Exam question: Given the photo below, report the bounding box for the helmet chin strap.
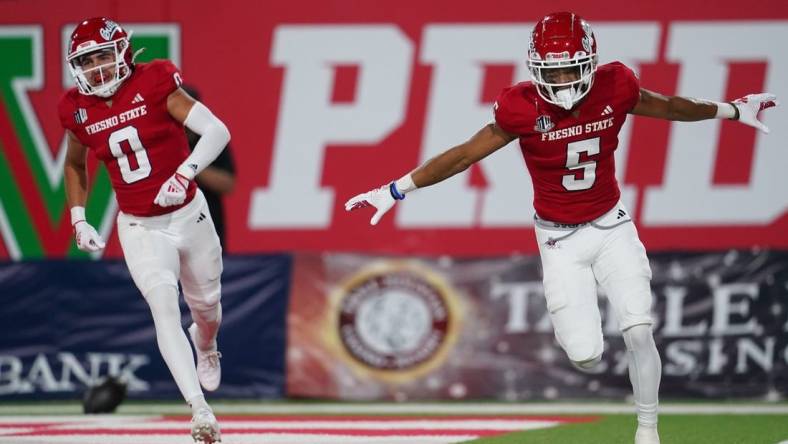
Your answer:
[555,88,575,110]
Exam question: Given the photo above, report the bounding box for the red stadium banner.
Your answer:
[0,1,787,259]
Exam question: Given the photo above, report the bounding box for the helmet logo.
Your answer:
[582,36,592,53]
[528,34,536,58]
[99,20,121,41]
[581,22,594,54]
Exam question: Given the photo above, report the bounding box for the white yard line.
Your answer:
[0,402,786,416]
[0,434,479,444]
[0,415,158,423]
[23,419,559,430]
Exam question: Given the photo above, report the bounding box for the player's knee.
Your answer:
[572,353,602,372]
[188,285,221,313]
[562,337,603,371]
[623,323,655,352]
[202,289,221,309]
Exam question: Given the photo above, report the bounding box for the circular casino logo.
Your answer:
[335,263,460,378]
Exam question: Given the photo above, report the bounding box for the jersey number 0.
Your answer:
[108,126,152,184]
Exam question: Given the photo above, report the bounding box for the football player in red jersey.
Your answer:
[59,18,229,444]
[346,12,778,444]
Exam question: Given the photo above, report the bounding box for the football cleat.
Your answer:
[191,407,221,443]
[189,323,222,391]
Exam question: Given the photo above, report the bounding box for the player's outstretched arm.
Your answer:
[345,123,516,225]
[154,88,231,207]
[631,88,779,133]
[64,130,105,252]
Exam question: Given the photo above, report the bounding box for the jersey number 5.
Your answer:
[562,137,600,191]
[108,126,152,184]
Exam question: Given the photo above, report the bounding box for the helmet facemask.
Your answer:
[528,51,597,110]
[67,35,132,98]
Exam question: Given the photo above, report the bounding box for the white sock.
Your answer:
[623,324,661,427]
[145,285,203,403]
[188,394,209,414]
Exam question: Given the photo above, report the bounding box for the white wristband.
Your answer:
[70,206,86,226]
[714,102,737,120]
[395,174,417,195]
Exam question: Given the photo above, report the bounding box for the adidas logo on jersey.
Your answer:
[601,105,613,116]
[131,93,145,104]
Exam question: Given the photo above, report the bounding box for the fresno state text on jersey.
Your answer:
[494,61,640,224]
[58,59,195,217]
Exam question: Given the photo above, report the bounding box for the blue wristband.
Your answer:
[389,182,406,200]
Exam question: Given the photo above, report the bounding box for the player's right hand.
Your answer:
[344,184,400,226]
[73,221,105,252]
[154,173,189,207]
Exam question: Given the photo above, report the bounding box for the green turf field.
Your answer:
[471,413,788,444]
[0,401,786,444]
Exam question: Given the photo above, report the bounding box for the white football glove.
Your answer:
[73,220,105,252]
[153,172,190,207]
[344,183,404,225]
[732,93,779,134]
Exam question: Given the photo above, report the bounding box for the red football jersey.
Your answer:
[494,62,640,224]
[58,60,196,217]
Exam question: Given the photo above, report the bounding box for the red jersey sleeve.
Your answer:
[56,92,79,133]
[493,84,530,135]
[613,62,641,112]
[150,59,184,98]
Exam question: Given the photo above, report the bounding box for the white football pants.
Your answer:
[535,200,660,426]
[117,190,223,402]
[534,200,653,363]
